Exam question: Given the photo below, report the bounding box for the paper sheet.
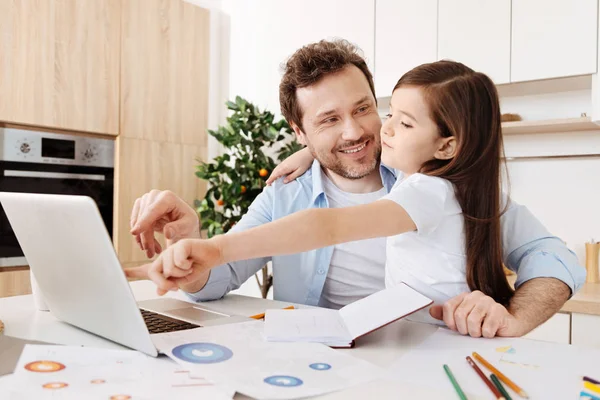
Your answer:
[152,320,384,399]
[389,328,600,399]
[6,345,234,400]
[264,308,352,343]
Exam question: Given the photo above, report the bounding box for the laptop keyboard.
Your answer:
[140,309,199,334]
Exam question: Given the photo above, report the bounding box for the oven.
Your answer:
[0,128,115,267]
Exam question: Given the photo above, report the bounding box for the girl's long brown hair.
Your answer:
[394,60,513,305]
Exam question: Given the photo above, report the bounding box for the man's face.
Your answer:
[293,66,382,180]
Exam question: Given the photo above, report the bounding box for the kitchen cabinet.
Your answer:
[374,0,438,98]
[522,312,571,344]
[571,313,600,349]
[226,0,375,113]
[0,0,120,135]
[511,0,598,82]
[438,0,511,84]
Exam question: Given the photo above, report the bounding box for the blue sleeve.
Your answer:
[184,185,275,302]
[501,198,586,295]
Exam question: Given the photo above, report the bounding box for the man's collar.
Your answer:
[309,160,397,205]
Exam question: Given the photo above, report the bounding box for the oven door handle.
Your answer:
[3,170,106,181]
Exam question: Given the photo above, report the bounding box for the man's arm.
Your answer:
[430,199,586,337]
[182,185,278,301]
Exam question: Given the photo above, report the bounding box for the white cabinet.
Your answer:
[224,0,375,115]
[374,0,437,98]
[572,313,600,349]
[522,312,571,344]
[511,0,598,82]
[437,0,511,84]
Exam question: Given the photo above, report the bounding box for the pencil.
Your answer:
[466,356,505,400]
[250,305,294,319]
[586,376,600,385]
[443,364,468,400]
[584,381,600,395]
[580,390,600,400]
[490,374,513,400]
[473,352,529,398]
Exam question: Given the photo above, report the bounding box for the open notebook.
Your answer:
[264,283,433,348]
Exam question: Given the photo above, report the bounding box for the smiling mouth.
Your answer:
[339,141,368,154]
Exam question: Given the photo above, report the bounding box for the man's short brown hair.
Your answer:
[279,39,376,130]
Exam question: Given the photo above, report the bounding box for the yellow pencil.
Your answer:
[584,381,600,395]
[472,352,529,399]
[250,305,294,319]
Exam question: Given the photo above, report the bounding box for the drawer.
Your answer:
[571,313,600,349]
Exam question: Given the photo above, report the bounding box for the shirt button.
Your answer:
[317,269,325,275]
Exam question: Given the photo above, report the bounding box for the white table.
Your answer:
[0,281,490,399]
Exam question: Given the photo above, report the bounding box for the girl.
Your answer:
[145,60,514,324]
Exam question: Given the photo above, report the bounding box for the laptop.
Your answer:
[0,192,250,357]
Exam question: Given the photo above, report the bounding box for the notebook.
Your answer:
[264,283,433,348]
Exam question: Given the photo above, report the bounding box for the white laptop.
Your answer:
[0,192,250,356]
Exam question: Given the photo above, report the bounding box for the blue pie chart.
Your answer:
[171,343,233,364]
[264,375,303,387]
[309,363,332,371]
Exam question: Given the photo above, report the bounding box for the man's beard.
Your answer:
[307,135,382,180]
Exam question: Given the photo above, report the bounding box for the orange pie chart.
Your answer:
[25,361,66,373]
[42,382,68,389]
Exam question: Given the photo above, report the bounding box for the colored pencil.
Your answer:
[473,352,529,398]
[585,381,600,395]
[466,356,505,400]
[250,305,294,319]
[586,376,600,385]
[580,390,600,400]
[490,374,513,400]
[443,364,468,400]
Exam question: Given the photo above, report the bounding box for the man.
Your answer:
[127,39,585,339]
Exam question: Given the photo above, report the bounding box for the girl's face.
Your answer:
[381,86,455,174]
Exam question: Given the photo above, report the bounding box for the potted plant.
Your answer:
[195,96,303,298]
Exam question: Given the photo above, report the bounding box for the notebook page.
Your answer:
[339,283,432,340]
[264,308,353,343]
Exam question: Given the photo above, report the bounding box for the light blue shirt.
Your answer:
[188,161,586,305]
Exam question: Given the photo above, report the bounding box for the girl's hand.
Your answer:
[266,148,314,185]
[141,238,223,295]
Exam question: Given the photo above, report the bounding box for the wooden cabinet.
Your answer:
[374,0,438,98]
[114,138,207,265]
[120,0,210,145]
[511,0,598,82]
[438,0,511,84]
[571,313,600,349]
[0,0,120,135]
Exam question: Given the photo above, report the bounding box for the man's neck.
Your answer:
[323,165,383,194]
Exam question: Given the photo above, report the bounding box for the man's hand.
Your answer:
[429,291,525,338]
[130,190,201,259]
[125,238,223,295]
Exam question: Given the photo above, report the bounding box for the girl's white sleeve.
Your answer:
[380,173,460,235]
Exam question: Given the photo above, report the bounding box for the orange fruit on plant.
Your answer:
[216,199,224,206]
[241,185,247,194]
[259,168,268,177]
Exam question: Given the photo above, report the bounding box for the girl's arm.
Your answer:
[266,147,315,185]
[212,200,416,265]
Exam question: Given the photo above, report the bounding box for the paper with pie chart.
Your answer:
[152,320,384,399]
[6,345,234,400]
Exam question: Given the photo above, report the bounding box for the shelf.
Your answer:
[502,117,599,135]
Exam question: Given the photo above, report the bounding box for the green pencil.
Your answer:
[491,373,513,400]
[444,364,468,400]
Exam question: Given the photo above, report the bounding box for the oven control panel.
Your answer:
[0,128,114,167]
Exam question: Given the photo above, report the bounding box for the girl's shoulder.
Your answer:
[394,173,454,193]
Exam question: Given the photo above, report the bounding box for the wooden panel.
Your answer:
[0,270,32,298]
[113,137,207,264]
[120,0,210,145]
[0,0,120,134]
